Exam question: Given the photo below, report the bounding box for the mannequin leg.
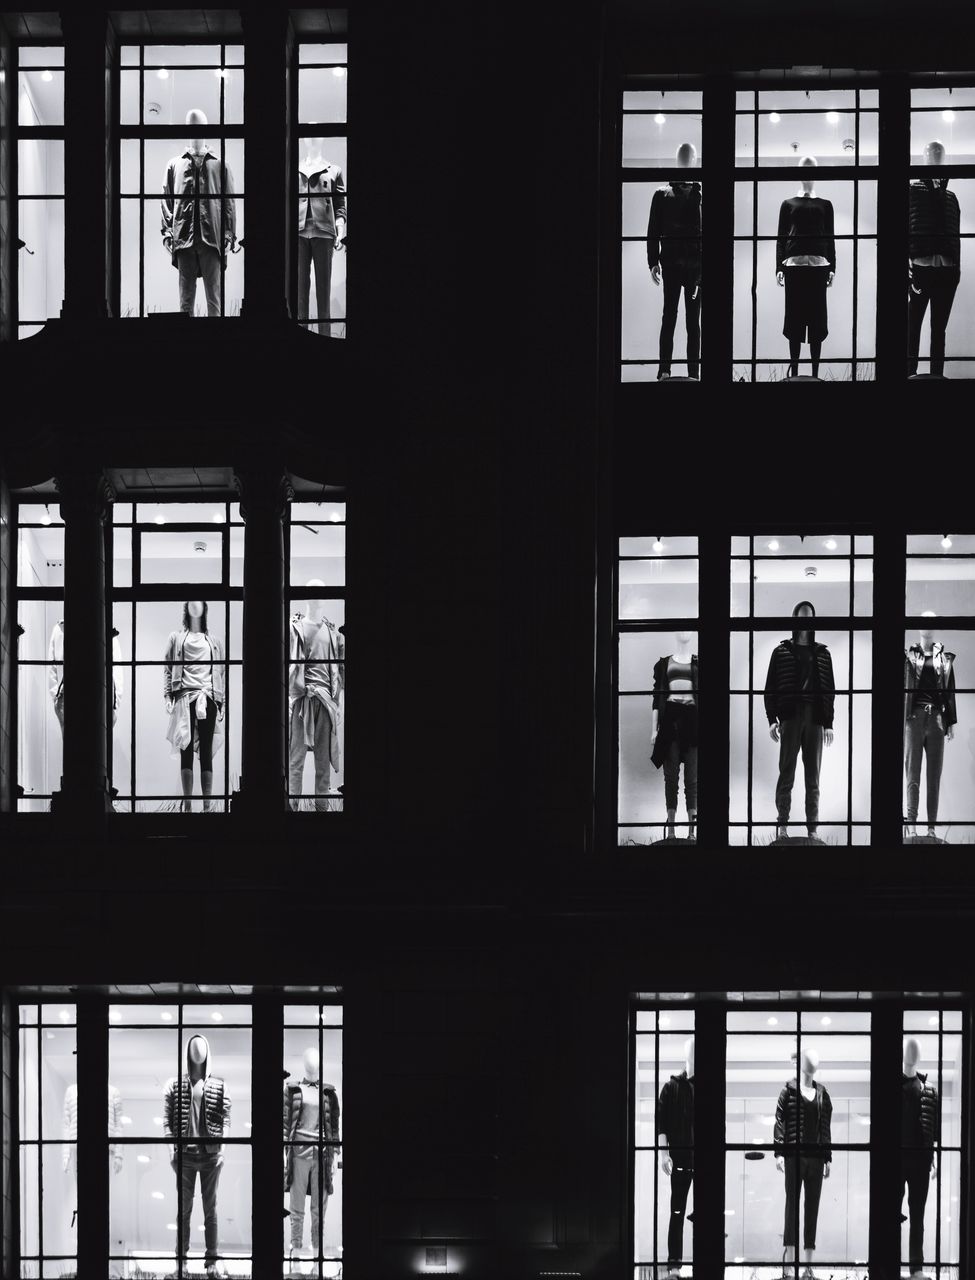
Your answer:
[907,271,931,376]
[809,339,822,378]
[176,248,198,315]
[776,714,801,834]
[179,731,195,813]
[298,237,313,330]
[667,1166,693,1271]
[196,699,217,813]
[903,1154,931,1274]
[782,1156,799,1264]
[663,739,680,838]
[199,1152,222,1268]
[927,268,960,377]
[799,707,824,837]
[684,274,702,378]
[178,1156,198,1263]
[788,338,802,379]
[198,246,222,318]
[288,703,309,810]
[925,712,946,831]
[683,745,698,839]
[801,1156,824,1259]
[312,714,334,813]
[311,237,335,337]
[658,268,680,377]
[905,712,924,829]
[290,1154,313,1250]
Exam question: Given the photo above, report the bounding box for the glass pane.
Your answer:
[18,69,64,126]
[619,558,699,620]
[20,1143,40,1260]
[283,1026,343,1266]
[140,530,224,584]
[18,525,64,588]
[620,536,698,557]
[299,43,348,64]
[289,524,346,587]
[18,660,63,803]
[298,66,347,123]
[290,502,345,525]
[17,139,64,195]
[623,113,703,167]
[120,69,140,124]
[43,1140,79,1263]
[906,547,975,615]
[141,44,221,66]
[18,46,64,68]
[18,198,64,324]
[109,1026,180,1138]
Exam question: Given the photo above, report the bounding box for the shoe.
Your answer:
[926,826,937,839]
[904,824,917,840]
[807,827,818,840]
[776,825,788,840]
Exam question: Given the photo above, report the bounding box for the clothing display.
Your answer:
[783,1155,826,1251]
[765,637,835,831]
[163,626,225,760]
[782,264,831,344]
[658,1070,694,1268]
[776,196,837,276]
[908,178,962,377]
[297,163,346,336]
[284,1073,341,1251]
[646,182,703,378]
[289,613,344,811]
[161,148,237,316]
[651,653,699,819]
[775,1080,832,1256]
[48,621,123,732]
[904,644,957,827]
[775,701,824,829]
[901,1071,940,1274]
[764,640,836,729]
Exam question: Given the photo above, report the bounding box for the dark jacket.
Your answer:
[283,1077,341,1193]
[651,654,699,769]
[902,1071,939,1161]
[298,164,347,238]
[161,149,237,265]
[774,1079,832,1162]
[646,183,702,282]
[909,179,961,264]
[905,643,958,728]
[162,1035,231,1157]
[776,195,836,274]
[764,639,835,729]
[657,1070,694,1167]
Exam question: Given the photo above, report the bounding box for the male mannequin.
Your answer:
[908,141,961,377]
[163,601,225,812]
[646,143,702,380]
[289,581,344,811]
[901,1036,939,1279]
[163,1034,231,1278]
[62,1083,123,1227]
[904,616,957,840]
[284,1048,341,1261]
[162,109,237,316]
[657,1037,694,1278]
[776,157,835,378]
[775,1048,832,1279]
[298,138,347,335]
[765,602,835,840]
[49,622,124,735]
[650,632,698,840]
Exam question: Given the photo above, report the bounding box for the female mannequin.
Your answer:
[298,138,347,335]
[163,601,225,812]
[775,1048,832,1278]
[651,630,698,840]
[904,615,957,839]
[776,157,836,378]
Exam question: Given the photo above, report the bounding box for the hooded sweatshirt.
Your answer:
[163,1033,231,1156]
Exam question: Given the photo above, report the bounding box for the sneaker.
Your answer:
[776,825,788,840]
[904,824,917,840]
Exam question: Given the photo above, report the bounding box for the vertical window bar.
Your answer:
[36,1018,44,1266]
[319,1004,325,1279]
[848,539,855,846]
[139,49,145,318]
[852,91,861,379]
[751,94,759,381]
[746,536,754,842]
[653,1018,660,1276]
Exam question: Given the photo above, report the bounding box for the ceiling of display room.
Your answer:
[109,9,244,40]
[0,12,60,39]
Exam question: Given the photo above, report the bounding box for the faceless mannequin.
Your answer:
[284,1046,339,1259]
[289,580,343,811]
[904,613,957,839]
[163,601,225,813]
[651,631,698,840]
[901,1036,939,1276]
[777,1047,831,1274]
[909,139,961,377]
[298,137,347,336]
[776,156,836,378]
[303,1047,321,1082]
[646,143,702,379]
[658,1036,695,1277]
[63,1083,123,1229]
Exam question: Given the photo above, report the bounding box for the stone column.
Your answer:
[51,470,114,816]
[233,467,292,817]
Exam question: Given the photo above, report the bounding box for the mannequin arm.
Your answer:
[824,198,836,276]
[646,190,662,273]
[222,163,237,249]
[161,161,175,250]
[658,1133,672,1174]
[332,167,347,242]
[49,628,60,703]
[162,632,175,700]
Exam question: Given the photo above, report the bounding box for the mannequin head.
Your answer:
[903,1035,922,1071]
[304,578,328,620]
[920,610,937,648]
[676,142,698,170]
[799,1046,820,1080]
[304,136,327,160]
[675,629,695,648]
[183,600,208,633]
[186,109,208,152]
[792,600,816,643]
[302,1047,321,1082]
[684,1035,695,1077]
[187,1034,209,1079]
[798,154,818,191]
[924,140,947,166]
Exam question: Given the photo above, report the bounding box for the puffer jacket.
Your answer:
[909,179,961,264]
[774,1079,832,1162]
[283,1077,341,1193]
[161,149,237,263]
[163,628,226,705]
[764,639,835,729]
[905,643,957,728]
[163,1034,231,1157]
[657,1070,694,1168]
[903,1071,940,1157]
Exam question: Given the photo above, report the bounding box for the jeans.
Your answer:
[782,1155,825,1250]
[290,1150,330,1250]
[908,265,960,376]
[179,1149,222,1265]
[298,235,334,336]
[905,706,946,825]
[776,702,824,829]
[901,1152,932,1273]
[289,700,335,812]
[176,244,223,317]
[667,1165,693,1266]
[659,265,701,378]
[664,739,698,813]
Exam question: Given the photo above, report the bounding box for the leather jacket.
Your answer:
[298,164,347,238]
[905,642,957,727]
[161,149,237,263]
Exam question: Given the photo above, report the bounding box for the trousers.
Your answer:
[782,1155,825,1250]
[667,1166,693,1266]
[776,702,824,828]
[663,739,698,813]
[179,1150,222,1265]
[908,265,960,377]
[289,700,335,812]
[298,235,334,335]
[290,1151,331,1250]
[901,1152,932,1273]
[905,706,946,825]
[176,244,222,317]
[658,265,701,377]
[179,695,218,773]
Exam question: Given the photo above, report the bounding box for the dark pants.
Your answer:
[783,1155,825,1250]
[176,245,222,317]
[905,705,946,825]
[901,1152,932,1273]
[180,696,218,773]
[298,235,335,335]
[908,266,960,377]
[659,266,701,378]
[179,1150,222,1265]
[667,1166,693,1266]
[783,265,829,343]
[664,739,698,813]
[776,703,824,829]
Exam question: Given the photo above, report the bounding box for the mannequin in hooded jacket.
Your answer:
[658,1036,695,1278]
[904,615,957,841]
[647,143,702,380]
[908,141,961,378]
[901,1035,939,1279]
[775,1048,831,1279]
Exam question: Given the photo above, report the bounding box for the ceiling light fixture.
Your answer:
[821,1015,832,1026]
[942,109,956,123]
[211,1010,224,1021]
[767,1015,778,1025]
[826,110,840,123]
[332,65,346,77]
[42,69,54,83]
[941,535,953,549]
[154,513,165,525]
[823,537,838,550]
[769,111,781,123]
[654,113,666,125]
[156,67,169,80]
[652,538,664,552]
[41,504,52,526]
[161,1011,173,1022]
[767,539,780,551]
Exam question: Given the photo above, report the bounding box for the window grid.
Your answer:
[15,45,65,339]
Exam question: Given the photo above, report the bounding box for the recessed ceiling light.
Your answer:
[942,109,956,123]
[826,110,840,123]
[211,1010,224,1021]
[823,538,838,550]
[40,504,52,525]
[212,511,223,522]
[137,1155,150,1164]
[121,1115,133,1125]
[928,1015,939,1026]
[941,535,953,549]
[652,539,664,552]
[767,539,780,551]
[156,68,170,80]
[332,66,346,77]
[654,113,666,125]
[161,1011,173,1022]
[41,69,54,82]
[153,1116,164,1126]
[152,1190,165,1198]
[821,1015,832,1026]
[767,1015,778,1025]
[58,1009,70,1022]
[769,112,781,123]
[154,514,165,525]
[109,1008,121,1023]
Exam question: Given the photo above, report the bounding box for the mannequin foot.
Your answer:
[806,826,818,840]
[904,823,917,839]
[776,824,788,840]
[657,370,672,381]
[926,825,937,839]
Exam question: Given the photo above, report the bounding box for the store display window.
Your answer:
[18,1002,79,1277]
[294,41,348,337]
[621,89,703,381]
[908,89,975,378]
[16,45,65,339]
[617,536,699,844]
[120,43,243,318]
[729,534,873,845]
[733,90,878,381]
[903,533,975,843]
[110,501,242,812]
[287,500,346,812]
[108,1001,252,1276]
[283,1003,344,1277]
[15,501,65,810]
